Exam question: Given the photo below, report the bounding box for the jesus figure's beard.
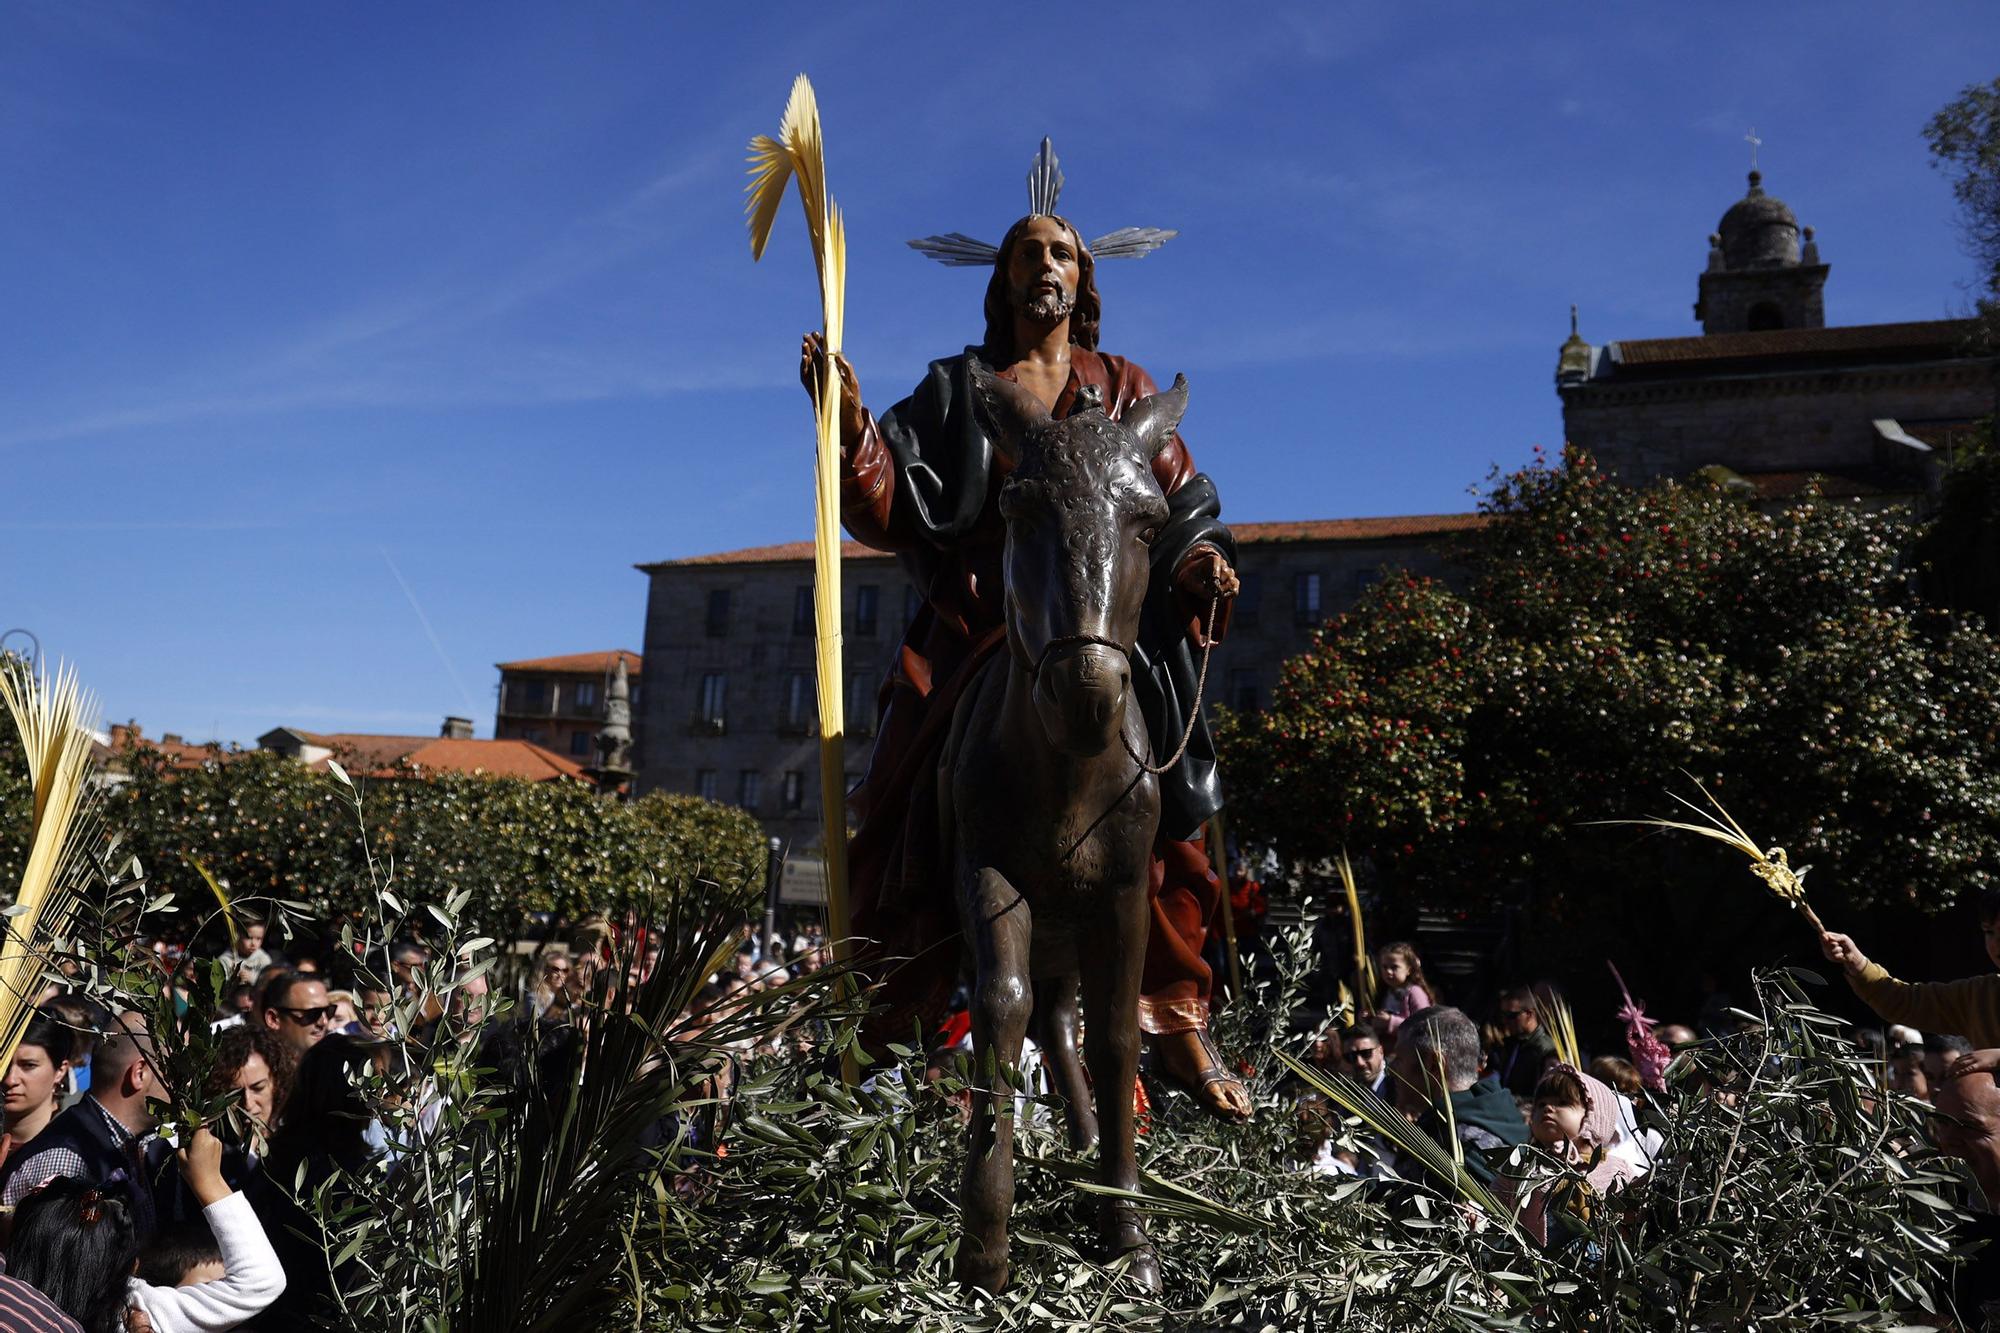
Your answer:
[1017,287,1075,325]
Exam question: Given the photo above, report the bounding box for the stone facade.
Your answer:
[494,650,643,763]
[634,516,1483,862]
[1559,170,1994,495]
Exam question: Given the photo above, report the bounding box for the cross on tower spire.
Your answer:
[1745,127,1762,171]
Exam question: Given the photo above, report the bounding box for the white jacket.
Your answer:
[126,1191,286,1333]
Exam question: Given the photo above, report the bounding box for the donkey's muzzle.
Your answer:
[1033,641,1131,757]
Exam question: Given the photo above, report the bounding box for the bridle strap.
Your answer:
[1029,631,1133,684]
[1021,598,1221,778]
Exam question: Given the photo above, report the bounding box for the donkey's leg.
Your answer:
[1030,972,1098,1151]
[1080,882,1161,1292]
[957,867,1034,1294]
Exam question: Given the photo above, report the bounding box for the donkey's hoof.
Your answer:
[1115,1243,1162,1293]
[1101,1216,1160,1292]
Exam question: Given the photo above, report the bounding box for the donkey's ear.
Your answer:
[967,361,1052,467]
[1122,374,1188,458]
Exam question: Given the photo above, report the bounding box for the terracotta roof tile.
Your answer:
[296,733,586,782]
[1232,514,1489,543]
[645,513,1486,569]
[495,649,642,675]
[96,723,233,771]
[639,539,891,570]
[1611,319,1980,370]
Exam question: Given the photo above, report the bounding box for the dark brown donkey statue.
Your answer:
[942,360,1192,1294]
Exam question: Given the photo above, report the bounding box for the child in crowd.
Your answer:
[1374,942,1434,1036]
[1506,1064,1641,1250]
[1587,1055,1659,1173]
[9,1126,284,1333]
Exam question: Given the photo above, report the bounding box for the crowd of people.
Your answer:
[0,882,1992,1328]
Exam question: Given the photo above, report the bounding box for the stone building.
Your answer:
[493,649,643,763]
[1557,170,1993,496]
[634,515,1481,868]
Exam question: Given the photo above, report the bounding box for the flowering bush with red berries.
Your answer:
[1217,448,2000,930]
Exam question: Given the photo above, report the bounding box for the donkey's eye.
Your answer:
[1137,524,1160,546]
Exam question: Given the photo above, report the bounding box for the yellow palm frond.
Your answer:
[742,72,852,1080]
[744,134,794,262]
[1595,774,1823,933]
[0,658,100,1068]
[1337,849,1375,1013]
[1536,990,1581,1070]
[1274,1049,1516,1227]
[188,857,238,948]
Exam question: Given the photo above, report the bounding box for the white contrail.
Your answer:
[380,547,481,721]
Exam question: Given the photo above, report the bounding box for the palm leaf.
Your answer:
[1336,849,1376,1013]
[1272,1048,1515,1228]
[1535,990,1581,1070]
[187,856,238,948]
[0,658,99,1068]
[1594,774,1823,931]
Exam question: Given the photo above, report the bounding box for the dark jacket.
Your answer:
[1498,1030,1558,1099]
[0,1099,155,1241]
[1408,1081,1531,1188]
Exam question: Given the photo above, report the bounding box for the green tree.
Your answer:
[1217,450,2000,982]
[1926,74,2000,336]
[106,747,767,937]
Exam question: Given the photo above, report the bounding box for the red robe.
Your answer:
[841,347,1232,1041]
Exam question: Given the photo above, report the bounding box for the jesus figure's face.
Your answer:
[1006,216,1081,324]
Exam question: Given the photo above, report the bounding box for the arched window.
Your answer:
[1747,302,1784,331]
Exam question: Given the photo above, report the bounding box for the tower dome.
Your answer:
[1716,170,1800,270]
[1695,169,1825,335]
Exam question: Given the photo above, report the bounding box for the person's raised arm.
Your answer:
[1824,929,2000,1043]
[127,1127,286,1331]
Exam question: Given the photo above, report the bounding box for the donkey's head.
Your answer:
[971,365,1186,758]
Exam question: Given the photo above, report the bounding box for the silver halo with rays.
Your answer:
[907,137,1177,267]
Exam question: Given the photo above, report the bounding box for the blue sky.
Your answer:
[2,3,1992,743]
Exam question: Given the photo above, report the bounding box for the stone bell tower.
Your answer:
[1694,170,1828,335]
[590,655,635,797]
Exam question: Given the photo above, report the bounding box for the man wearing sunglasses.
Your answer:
[258,972,334,1056]
[1339,1024,1388,1097]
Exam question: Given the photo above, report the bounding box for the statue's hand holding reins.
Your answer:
[1176,545,1239,604]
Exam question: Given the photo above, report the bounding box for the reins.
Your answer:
[1121,595,1218,776]
[1024,596,1220,777]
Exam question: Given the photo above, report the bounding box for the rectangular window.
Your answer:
[1294,572,1322,626]
[782,770,806,811]
[628,683,641,710]
[1228,668,1261,713]
[1235,571,1263,626]
[569,731,592,757]
[696,769,719,802]
[573,680,598,710]
[517,679,548,711]
[793,585,814,637]
[696,673,727,731]
[783,673,813,731]
[1352,568,1382,597]
[854,584,879,637]
[738,770,763,810]
[705,589,731,638]
[849,676,875,736]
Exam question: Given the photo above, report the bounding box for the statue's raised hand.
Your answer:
[800,332,866,447]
